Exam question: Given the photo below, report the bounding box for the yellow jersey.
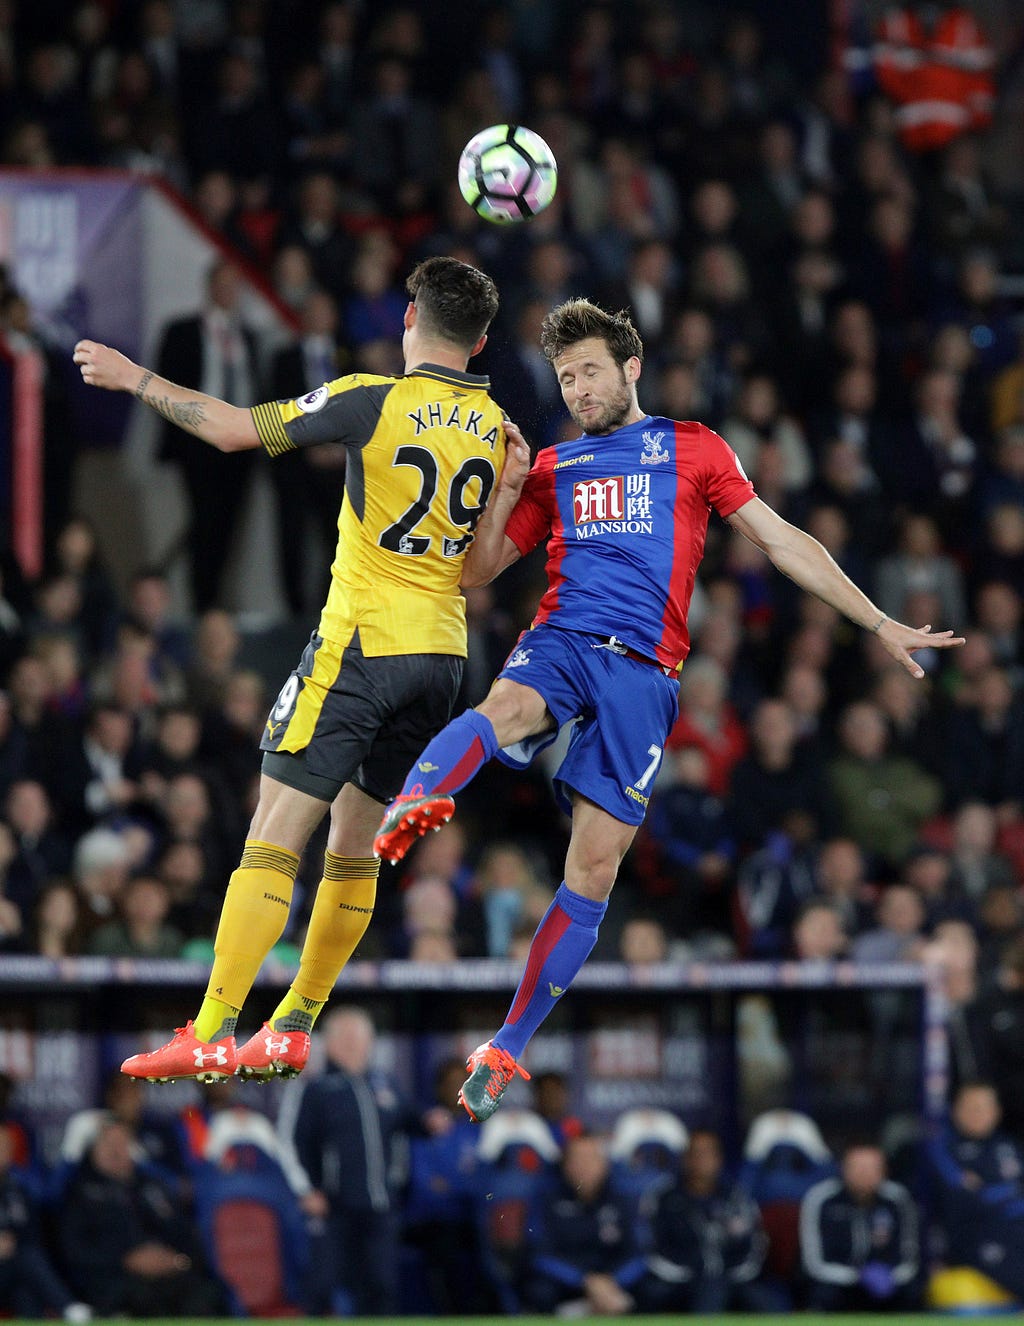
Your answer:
[251,363,506,656]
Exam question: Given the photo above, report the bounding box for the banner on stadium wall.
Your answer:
[0,173,143,451]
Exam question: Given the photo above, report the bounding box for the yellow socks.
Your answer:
[195,839,300,1041]
[269,853,379,1033]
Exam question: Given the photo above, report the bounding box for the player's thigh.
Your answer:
[358,652,464,802]
[556,661,678,833]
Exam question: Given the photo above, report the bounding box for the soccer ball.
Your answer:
[458,124,558,225]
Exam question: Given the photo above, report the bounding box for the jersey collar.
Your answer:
[408,362,490,389]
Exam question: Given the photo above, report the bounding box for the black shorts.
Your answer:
[260,629,463,804]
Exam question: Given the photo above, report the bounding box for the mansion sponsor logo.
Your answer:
[572,474,654,539]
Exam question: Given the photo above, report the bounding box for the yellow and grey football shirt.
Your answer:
[251,363,506,657]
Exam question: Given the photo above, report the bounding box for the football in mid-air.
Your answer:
[458,124,558,225]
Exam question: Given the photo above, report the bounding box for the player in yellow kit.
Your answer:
[74,257,530,1082]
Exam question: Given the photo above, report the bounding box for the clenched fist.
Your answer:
[73,340,139,393]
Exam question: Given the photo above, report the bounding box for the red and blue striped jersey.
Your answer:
[505,416,756,671]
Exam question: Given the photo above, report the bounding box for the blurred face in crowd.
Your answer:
[843,1146,885,1202]
[91,1121,135,1181]
[684,1130,723,1194]
[563,1135,609,1200]
[619,917,669,964]
[954,1085,1001,1139]
[323,1008,374,1074]
[794,903,846,960]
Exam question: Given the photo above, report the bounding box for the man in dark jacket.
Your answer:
[640,1128,781,1312]
[800,1140,919,1310]
[0,1123,88,1320]
[57,1119,223,1317]
[155,258,261,612]
[281,1005,443,1316]
[524,1132,646,1316]
[928,1081,1024,1300]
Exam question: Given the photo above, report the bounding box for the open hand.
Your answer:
[876,619,965,680]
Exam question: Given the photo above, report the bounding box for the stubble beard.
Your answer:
[570,373,633,435]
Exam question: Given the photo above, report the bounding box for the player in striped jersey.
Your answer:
[74,257,529,1082]
[375,298,966,1122]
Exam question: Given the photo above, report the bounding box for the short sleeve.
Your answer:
[505,455,554,556]
[251,376,393,456]
[701,425,756,518]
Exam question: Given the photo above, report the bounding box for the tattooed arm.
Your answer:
[73,340,260,452]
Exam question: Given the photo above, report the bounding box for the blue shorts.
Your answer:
[495,624,680,825]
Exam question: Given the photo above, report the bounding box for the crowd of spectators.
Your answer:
[0,0,1022,1314]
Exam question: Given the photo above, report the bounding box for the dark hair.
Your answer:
[540,298,644,366]
[405,256,498,351]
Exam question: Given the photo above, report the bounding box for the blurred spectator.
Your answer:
[974,939,1024,1142]
[523,1131,645,1315]
[348,56,440,214]
[975,884,1024,976]
[72,825,132,930]
[850,885,927,965]
[268,289,348,616]
[944,664,1024,814]
[3,778,70,924]
[874,512,967,631]
[665,656,747,796]
[973,580,1023,676]
[0,1123,89,1321]
[737,830,817,960]
[599,238,680,355]
[48,518,118,662]
[928,1081,1024,1301]
[60,1071,186,1183]
[800,1140,919,1309]
[871,665,946,780]
[472,841,549,959]
[57,1119,224,1317]
[87,874,183,958]
[154,259,261,613]
[947,802,1018,900]
[183,610,241,714]
[792,899,848,961]
[640,1127,780,1313]
[278,173,355,298]
[122,571,191,676]
[403,1057,487,1315]
[531,1070,584,1149]
[51,703,142,838]
[618,915,670,964]
[828,701,942,872]
[642,745,734,939]
[283,1006,442,1316]
[924,920,985,1092]
[28,879,85,958]
[729,699,835,853]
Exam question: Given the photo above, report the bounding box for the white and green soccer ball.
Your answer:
[458,124,558,225]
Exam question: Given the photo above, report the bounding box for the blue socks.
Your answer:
[493,884,607,1059]
[400,708,499,798]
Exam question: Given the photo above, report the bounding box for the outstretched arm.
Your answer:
[460,419,531,588]
[727,497,966,679]
[73,339,260,452]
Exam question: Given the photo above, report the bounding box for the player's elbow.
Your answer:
[213,411,260,453]
[460,562,493,589]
